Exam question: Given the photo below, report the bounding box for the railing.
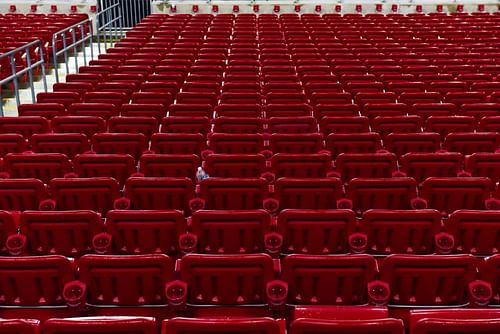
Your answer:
[0,39,47,116]
[52,19,94,84]
[96,0,125,53]
[99,0,150,29]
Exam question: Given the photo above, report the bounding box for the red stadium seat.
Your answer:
[45,177,121,214]
[425,116,476,139]
[320,116,370,135]
[18,103,66,118]
[0,116,50,138]
[384,133,441,156]
[208,133,265,155]
[190,209,273,254]
[444,210,500,256]
[400,152,464,183]
[72,154,136,186]
[359,209,442,255]
[178,254,278,307]
[2,153,72,184]
[0,178,48,211]
[379,254,481,307]
[0,211,17,255]
[195,177,270,211]
[443,132,500,155]
[106,210,189,255]
[91,133,148,160]
[51,116,106,137]
[273,178,344,211]
[73,254,175,306]
[371,115,423,137]
[282,254,378,306]
[419,177,493,214]
[0,255,74,306]
[0,134,28,157]
[120,177,194,212]
[69,103,119,119]
[107,116,159,139]
[269,133,323,154]
[326,133,382,158]
[345,178,420,212]
[151,133,206,156]
[204,154,267,179]
[19,210,104,257]
[31,133,90,159]
[334,153,398,182]
[138,154,199,179]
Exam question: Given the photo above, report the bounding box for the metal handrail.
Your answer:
[96,1,124,53]
[0,39,47,116]
[52,19,94,83]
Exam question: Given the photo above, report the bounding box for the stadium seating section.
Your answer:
[2,10,500,333]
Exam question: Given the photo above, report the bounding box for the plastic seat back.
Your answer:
[0,178,48,211]
[20,210,103,257]
[151,133,206,156]
[209,133,265,155]
[204,154,266,178]
[270,134,323,154]
[420,177,494,214]
[77,254,174,305]
[384,133,441,156]
[326,133,382,158]
[73,154,136,186]
[361,209,442,255]
[380,254,479,306]
[465,153,500,183]
[335,153,397,182]
[3,153,72,184]
[31,133,90,159]
[179,254,274,305]
[48,177,121,214]
[139,154,199,179]
[191,210,272,254]
[123,177,194,212]
[445,210,500,256]
[444,132,500,155]
[0,116,50,138]
[274,178,343,210]
[0,255,73,306]
[92,133,148,160]
[0,134,28,157]
[346,178,418,212]
[107,210,186,255]
[400,152,463,183]
[282,254,377,305]
[52,116,106,137]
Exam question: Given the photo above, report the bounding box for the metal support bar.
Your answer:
[52,19,94,83]
[96,1,124,54]
[0,39,47,116]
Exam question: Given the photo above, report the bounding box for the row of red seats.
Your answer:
[1,130,499,159]
[0,253,498,311]
[1,208,499,257]
[18,100,500,121]
[2,151,500,185]
[2,175,500,214]
[5,309,500,334]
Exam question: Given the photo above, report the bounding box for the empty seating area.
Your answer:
[0,13,88,79]
[2,10,500,333]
